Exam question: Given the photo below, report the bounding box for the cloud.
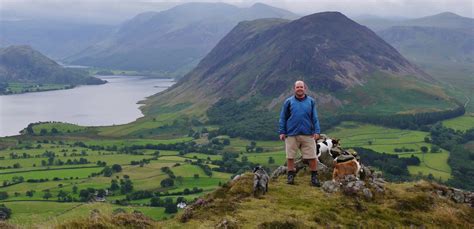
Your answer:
[0,0,472,24]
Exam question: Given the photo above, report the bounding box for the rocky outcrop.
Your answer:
[416,182,474,207]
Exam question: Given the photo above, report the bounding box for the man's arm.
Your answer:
[311,100,321,136]
[279,100,290,140]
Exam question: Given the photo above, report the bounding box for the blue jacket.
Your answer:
[279,95,321,136]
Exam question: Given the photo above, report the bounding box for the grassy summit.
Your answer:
[52,173,474,228]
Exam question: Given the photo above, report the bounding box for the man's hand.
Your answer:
[313,134,320,140]
[279,134,286,141]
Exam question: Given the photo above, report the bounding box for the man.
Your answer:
[279,80,321,186]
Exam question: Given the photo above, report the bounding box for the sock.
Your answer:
[311,171,318,177]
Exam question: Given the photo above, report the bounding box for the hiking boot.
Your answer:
[287,171,295,185]
[311,171,321,187]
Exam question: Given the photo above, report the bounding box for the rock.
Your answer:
[464,192,473,203]
[180,208,193,223]
[446,190,454,200]
[194,198,208,206]
[271,166,287,179]
[216,218,238,229]
[232,175,241,182]
[452,189,465,203]
[343,175,358,183]
[373,171,383,178]
[359,165,372,180]
[322,181,340,193]
[436,190,444,197]
[343,180,365,196]
[363,188,373,200]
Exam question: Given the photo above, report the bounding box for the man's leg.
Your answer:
[301,136,321,187]
[308,158,317,171]
[285,137,297,184]
[287,158,295,171]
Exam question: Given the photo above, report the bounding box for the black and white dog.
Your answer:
[253,166,269,196]
[316,138,340,159]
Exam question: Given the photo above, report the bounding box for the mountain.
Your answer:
[356,12,474,65]
[65,2,299,77]
[145,12,456,118]
[359,12,474,112]
[0,45,105,85]
[356,12,474,31]
[0,20,115,59]
[400,12,474,29]
[378,26,474,63]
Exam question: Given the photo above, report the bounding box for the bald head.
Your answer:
[294,80,306,88]
[294,80,306,98]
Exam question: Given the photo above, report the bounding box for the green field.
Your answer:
[442,114,474,132]
[4,201,169,227]
[326,121,452,180]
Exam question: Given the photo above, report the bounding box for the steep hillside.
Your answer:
[66,2,298,76]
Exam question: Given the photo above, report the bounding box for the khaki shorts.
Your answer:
[285,135,317,159]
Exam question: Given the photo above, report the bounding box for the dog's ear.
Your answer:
[253,166,261,173]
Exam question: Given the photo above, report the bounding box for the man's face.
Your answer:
[294,82,306,97]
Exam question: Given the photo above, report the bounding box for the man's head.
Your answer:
[294,80,306,97]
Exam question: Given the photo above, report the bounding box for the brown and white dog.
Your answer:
[332,157,361,182]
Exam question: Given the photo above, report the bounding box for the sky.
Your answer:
[1,0,472,24]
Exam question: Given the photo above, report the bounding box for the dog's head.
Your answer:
[253,165,263,173]
[331,139,340,148]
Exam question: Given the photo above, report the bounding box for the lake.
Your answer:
[0,75,174,137]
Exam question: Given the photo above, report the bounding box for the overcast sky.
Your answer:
[1,0,472,24]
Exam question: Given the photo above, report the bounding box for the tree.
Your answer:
[420,146,428,153]
[97,189,106,198]
[268,157,275,164]
[111,164,122,173]
[164,200,177,214]
[160,178,174,188]
[0,204,12,220]
[13,163,21,169]
[150,197,162,207]
[431,145,441,153]
[120,179,133,194]
[222,138,230,145]
[0,191,8,200]
[102,166,113,177]
[72,185,78,194]
[43,190,52,200]
[110,179,120,191]
[26,190,35,197]
[79,189,94,202]
[40,128,48,135]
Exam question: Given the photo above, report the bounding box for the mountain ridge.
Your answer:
[145,11,450,118]
[66,2,299,76]
[0,45,105,85]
